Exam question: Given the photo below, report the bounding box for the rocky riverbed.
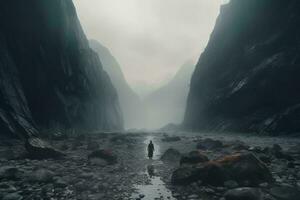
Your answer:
[0,132,300,200]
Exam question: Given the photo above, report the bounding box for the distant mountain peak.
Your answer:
[90,39,146,129]
[144,61,195,130]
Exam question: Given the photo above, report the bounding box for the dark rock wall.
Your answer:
[184,0,300,134]
[0,0,123,137]
[0,35,38,138]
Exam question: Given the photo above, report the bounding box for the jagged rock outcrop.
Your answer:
[184,0,300,135]
[89,40,145,129]
[145,61,195,129]
[0,0,123,138]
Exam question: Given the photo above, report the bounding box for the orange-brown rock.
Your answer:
[172,153,273,186]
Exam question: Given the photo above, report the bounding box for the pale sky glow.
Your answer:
[73,0,226,89]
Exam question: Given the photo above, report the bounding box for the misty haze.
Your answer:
[1,0,300,200]
[74,0,224,130]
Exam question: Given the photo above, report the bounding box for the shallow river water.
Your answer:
[131,136,176,200]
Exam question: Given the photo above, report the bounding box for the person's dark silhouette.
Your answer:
[148,140,155,159]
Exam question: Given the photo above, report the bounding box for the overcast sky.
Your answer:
[73,0,226,90]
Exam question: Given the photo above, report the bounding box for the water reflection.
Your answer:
[147,164,155,178]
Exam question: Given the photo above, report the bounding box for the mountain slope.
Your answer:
[184,0,300,135]
[89,40,145,129]
[0,0,123,138]
[145,61,195,129]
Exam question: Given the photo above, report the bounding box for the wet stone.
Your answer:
[54,178,68,188]
[269,186,300,200]
[187,194,199,199]
[2,193,23,200]
[224,187,262,200]
[27,169,55,183]
[0,183,17,193]
[161,148,181,162]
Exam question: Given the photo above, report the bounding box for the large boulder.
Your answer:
[172,161,225,186]
[180,150,209,166]
[172,153,273,186]
[160,148,181,162]
[25,137,64,159]
[88,149,117,164]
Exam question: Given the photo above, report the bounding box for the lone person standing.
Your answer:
[148,140,155,159]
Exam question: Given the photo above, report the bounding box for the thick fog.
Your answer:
[73,0,227,129]
[73,0,226,94]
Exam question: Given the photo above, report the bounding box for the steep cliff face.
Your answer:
[184,0,300,135]
[89,40,145,129]
[0,36,38,138]
[145,61,195,129]
[0,0,123,137]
